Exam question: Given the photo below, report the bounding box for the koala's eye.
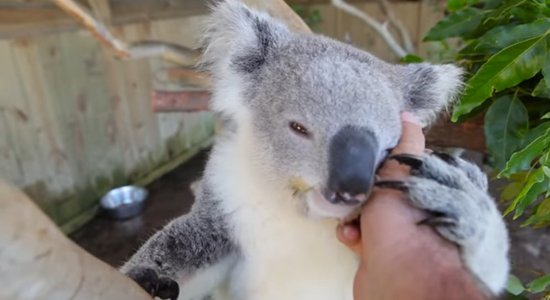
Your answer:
[289,121,310,137]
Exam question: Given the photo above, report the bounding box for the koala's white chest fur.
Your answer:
[207,134,358,300]
[225,204,357,300]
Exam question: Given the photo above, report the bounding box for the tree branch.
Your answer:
[54,0,310,66]
[331,0,408,57]
[376,0,415,53]
[53,0,200,66]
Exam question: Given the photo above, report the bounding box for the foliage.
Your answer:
[424,0,550,298]
[425,0,550,225]
[507,274,550,298]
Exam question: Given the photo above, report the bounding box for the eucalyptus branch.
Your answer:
[331,0,409,57]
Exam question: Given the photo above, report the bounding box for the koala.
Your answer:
[120,1,509,299]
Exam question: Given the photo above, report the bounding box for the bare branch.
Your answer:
[376,0,415,53]
[53,0,200,66]
[331,0,408,57]
[129,41,201,66]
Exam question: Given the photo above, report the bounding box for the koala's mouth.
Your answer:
[304,189,369,220]
[290,177,370,220]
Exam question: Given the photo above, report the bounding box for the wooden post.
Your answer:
[152,90,210,113]
[0,181,152,300]
[426,115,486,152]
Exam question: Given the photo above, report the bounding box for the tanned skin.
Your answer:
[336,113,490,300]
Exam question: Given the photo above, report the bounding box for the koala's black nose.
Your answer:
[328,126,378,205]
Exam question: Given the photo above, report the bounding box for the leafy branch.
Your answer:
[424,0,550,297]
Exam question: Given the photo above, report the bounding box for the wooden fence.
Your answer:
[302,1,444,61]
[0,15,214,232]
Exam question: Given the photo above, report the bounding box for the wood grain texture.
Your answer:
[0,16,214,231]
[0,0,209,38]
[304,2,443,62]
[426,115,486,152]
[0,180,152,300]
[152,90,210,112]
[87,0,112,24]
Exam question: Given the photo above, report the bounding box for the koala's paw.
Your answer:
[376,152,509,295]
[125,266,180,300]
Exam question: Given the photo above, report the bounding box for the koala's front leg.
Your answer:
[120,204,236,300]
[376,152,509,296]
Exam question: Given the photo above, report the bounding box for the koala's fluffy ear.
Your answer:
[201,0,290,117]
[399,63,463,126]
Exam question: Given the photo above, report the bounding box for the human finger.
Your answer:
[336,223,362,255]
[391,112,425,156]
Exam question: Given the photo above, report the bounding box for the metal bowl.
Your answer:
[100,186,148,220]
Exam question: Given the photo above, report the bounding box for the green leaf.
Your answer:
[523,122,550,147]
[461,19,550,55]
[534,35,550,97]
[448,0,480,11]
[424,8,488,41]
[543,40,550,86]
[505,294,530,300]
[533,78,550,98]
[472,0,542,37]
[541,149,550,165]
[533,198,550,222]
[511,169,548,217]
[481,0,503,9]
[485,95,530,170]
[527,274,550,293]
[523,198,550,226]
[501,181,523,201]
[543,113,550,119]
[483,0,538,24]
[507,274,526,296]
[511,2,550,22]
[452,31,549,120]
[501,128,550,176]
[400,54,424,63]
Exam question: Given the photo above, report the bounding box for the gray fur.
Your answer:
[383,152,509,294]
[121,1,507,299]
[121,180,237,298]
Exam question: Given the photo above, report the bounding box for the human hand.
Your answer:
[336,111,430,255]
[337,112,484,300]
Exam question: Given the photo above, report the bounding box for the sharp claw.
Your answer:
[419,216,457,227]
[388,154,423,169]
[417,210,457,227]
[432,151,458,166]
[374,180,408,192]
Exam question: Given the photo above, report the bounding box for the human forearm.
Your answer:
[359,227,489,300]
[353,191,490,300]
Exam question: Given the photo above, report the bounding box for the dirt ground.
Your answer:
[71,150,550,299]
